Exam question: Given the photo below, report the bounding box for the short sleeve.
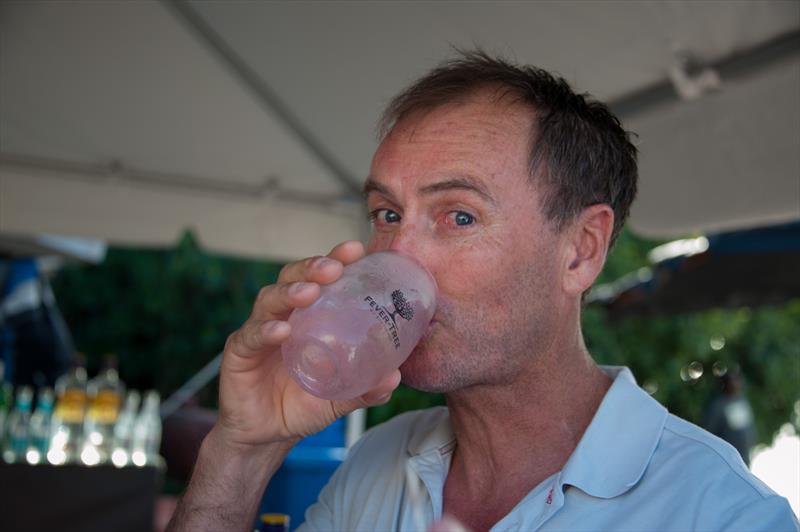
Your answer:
[295,446,353,532]
[718,495,799,531]
[295,424,378,532]
[296,485,336,532]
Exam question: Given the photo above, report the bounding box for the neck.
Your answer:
[448,350,610,480]
[441,329,612,530]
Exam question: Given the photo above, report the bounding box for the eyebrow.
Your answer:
[362,178,397,203]
[362,176,496,205]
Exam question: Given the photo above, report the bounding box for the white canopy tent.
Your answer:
[1,0,798,261]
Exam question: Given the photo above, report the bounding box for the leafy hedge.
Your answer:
[50,230,799,446]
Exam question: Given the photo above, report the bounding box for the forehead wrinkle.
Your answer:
[363,174,497,208]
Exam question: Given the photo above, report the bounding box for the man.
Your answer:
[169,52,798,531]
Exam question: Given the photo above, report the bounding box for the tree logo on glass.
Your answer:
[389,290,414,324]
[364,289,414,349]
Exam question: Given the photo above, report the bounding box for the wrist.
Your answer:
[169,426,297,531]
[202,424,297,473]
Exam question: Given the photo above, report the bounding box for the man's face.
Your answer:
[365,94,567,392]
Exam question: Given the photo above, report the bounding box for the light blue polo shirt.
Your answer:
[300,367,798,531]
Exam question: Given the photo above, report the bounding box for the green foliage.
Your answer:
[584,230,800,446]
[50,231,282,405]
[49,229,799,449]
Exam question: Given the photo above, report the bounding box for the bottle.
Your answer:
[83,354,124,464]
[131,390,161,466]
[50,355,88,465]
[27,387,54,464]
[258,513,290,532]
[3,386,33,463]
[110,390,140,467]
[282,251,437,400]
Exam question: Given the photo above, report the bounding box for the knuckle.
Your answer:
[278,262,293,277]
[278,255,321,281]
[224,331,239,352]
[255,285,273,304]
[246,322,261,347]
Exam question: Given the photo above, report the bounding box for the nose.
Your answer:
[367,217,436,274]
[386,222,421,255]
[385,223,438,276]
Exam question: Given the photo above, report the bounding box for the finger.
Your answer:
[360,369,402,405]
[331,370,402,418]
[360,369,400,406]
[276,240,365,286]
[225,319,291,360]
[252,281,321,320]
[253,242,366,322]
[327,240,365,266]
[277,255,344,285]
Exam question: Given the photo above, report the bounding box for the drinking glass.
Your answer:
[282,251,437,400]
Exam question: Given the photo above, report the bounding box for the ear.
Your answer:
[562,204,614,297]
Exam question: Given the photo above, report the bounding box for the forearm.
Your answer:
[167,426,296,532]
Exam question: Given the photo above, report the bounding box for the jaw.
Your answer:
[400,322,446,392]
[400,320,480,393]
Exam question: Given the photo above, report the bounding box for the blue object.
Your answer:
[591,220,800,317]
[0,258,39,382]
[257,419,346,530]
[295,417,346,448]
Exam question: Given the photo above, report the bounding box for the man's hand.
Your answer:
[168,241,401,532]
[215,239,401,448]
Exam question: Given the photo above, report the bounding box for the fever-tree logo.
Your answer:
[389,289,414,324]
[363,290,413,350]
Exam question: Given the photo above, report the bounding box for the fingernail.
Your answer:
[376,392,393,403]
[263,321,286,335]
[290,282,313,296]
[261,320,289,337]
[314,257,336,269]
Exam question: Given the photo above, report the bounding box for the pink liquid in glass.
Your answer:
[282,252,437,400]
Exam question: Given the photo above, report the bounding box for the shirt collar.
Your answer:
[403,367,667,499]
[406,406,455,457]
[560,366,668,498]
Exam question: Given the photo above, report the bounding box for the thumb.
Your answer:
[428,515,470,532]
[332,370,401,417]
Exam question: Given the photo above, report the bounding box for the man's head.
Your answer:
[364,51,638,392]
[379,50,638,248]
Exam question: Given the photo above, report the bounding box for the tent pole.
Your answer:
[161,0,361,197]
[611,29,800,118]
[160,352,222,419]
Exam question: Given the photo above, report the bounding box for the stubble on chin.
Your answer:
[399,294,550,393]
[399,319,504,393]
[399,330,462,393]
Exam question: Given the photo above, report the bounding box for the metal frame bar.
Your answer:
[610,29,800,118]
[161,0,362,197]
[0,153,355,211]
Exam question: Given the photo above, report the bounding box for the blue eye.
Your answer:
[384,210,401,223]
[370,208,401,224]
[453,211,474,226]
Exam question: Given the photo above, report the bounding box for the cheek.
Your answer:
[366,232,390,253]
[432,252,505,304]
[439,235,545,312]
